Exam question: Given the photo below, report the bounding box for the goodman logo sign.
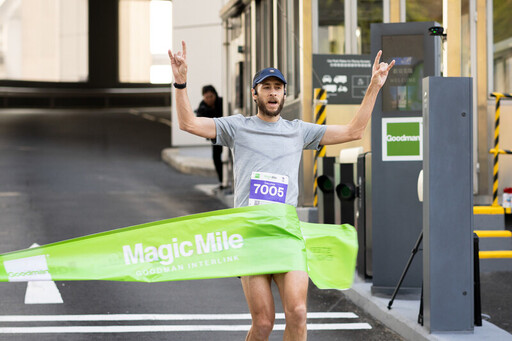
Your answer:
[382,117,423,161]
[3,255,52,282]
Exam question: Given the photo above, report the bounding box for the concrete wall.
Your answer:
[0,0,88,82]
[119,1,151,83]
[324,104,371,157]
[171,0,225,146]
[59,0,88,82]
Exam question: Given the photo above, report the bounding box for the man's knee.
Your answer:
[286,304,307,326]
[252,315,275,338]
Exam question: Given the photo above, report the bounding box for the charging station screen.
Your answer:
[381,35,424,114]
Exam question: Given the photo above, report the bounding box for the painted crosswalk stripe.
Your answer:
[24,243,63,304]
[0,312,358,322]
[0,323,372,333]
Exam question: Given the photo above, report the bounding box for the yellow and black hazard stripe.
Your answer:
[490,92,512,206]
[313,88,327,207]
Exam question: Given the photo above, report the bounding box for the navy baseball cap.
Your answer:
[252,67,287,88]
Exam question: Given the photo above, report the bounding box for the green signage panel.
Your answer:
[382,117,423,161]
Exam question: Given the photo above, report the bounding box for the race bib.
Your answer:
[248,172,288,206]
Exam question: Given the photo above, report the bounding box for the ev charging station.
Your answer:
[317,157,336,224]
[317,148,360,237]
[370,22,441,295]
[334,147,362,227]
[355,152,372,279]
[335,147,369,278]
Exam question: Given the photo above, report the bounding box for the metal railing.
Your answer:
[489,92,512,206]
[313,88,327,207]
[474,229,512,259]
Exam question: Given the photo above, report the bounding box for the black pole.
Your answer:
[387,231,423,310]
[418,285,423,325]
[473,233,482,326]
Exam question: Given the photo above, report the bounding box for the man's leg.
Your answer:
[273,270,309,341]
[241,274,275,341]
[212,145,223,183]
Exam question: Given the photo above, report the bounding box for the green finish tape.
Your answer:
[0,204,357,290]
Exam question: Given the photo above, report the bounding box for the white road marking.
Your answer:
[126,110,171,126]
[23,244,63,304]
[0,312,358,322]
[24,281,63,304]
[141,113,157,121]
[0,323,372,334]
[157,117,172,126]
[0,192,22,197]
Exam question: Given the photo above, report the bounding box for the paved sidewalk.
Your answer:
[162,145,512,341]
[162,146,217,178]
[345,277,512,341]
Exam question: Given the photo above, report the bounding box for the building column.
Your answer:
[88,0,119,87]
[301,0,315,205]
[444,0,462,76]
[476,0,490,202]
[389,0,403,23]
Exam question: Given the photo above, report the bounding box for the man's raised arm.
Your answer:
[320,50,395,146]
[168,41,217,139]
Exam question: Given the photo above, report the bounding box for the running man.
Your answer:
[168,41,394,341]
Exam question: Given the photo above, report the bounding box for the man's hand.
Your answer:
[370,50,395,89]
[320,50,394,146]
[168,41,188,84]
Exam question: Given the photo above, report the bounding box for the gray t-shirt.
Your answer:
[213,114,326,207]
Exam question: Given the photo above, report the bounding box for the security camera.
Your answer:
[428,26,446,37]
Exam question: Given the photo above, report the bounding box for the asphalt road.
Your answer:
[0,109,405,340]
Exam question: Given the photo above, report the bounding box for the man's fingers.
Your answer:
[168,42,187,64]
[387,59,396,71]
[373,50,382,70]
[175,53,184,62]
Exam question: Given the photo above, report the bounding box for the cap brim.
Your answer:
[253,75,287,88]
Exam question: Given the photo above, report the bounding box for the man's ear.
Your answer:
[252,87,258,103]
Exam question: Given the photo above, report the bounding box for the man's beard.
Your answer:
[256,96,284,117]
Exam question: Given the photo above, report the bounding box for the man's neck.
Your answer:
[256,112,281,123]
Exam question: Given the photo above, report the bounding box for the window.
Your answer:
[245,0,300,114]
[0,0,88,82]
[357,0,383,54]
[317,0,345,54]
[255,0,273,71]
[277,0,299,97]
[244,7,253,115]
[406,0,442,23]
[119,0,172,84]
[493,0,512,93]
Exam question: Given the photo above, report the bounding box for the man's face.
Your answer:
[203,91,217,108]
[253,77,285,117]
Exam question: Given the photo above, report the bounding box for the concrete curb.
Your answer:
[343,279,432,341]
[343,277,512,341]
[162,148,216,178]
